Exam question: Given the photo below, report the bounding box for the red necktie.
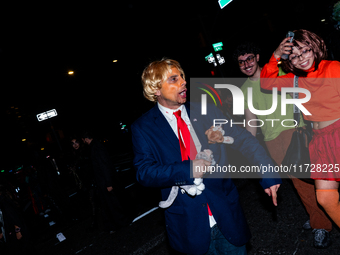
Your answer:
[173,110,197,160]
[174,110,213,217]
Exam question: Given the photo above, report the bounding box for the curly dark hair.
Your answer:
[233,42,261,61]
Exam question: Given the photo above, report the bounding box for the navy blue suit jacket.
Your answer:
[132,103,281,255]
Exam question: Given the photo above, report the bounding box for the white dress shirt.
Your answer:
[157,103,216,227]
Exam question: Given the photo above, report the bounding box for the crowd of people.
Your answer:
[1,26,340,255]
[0,130,133,255]
[131,28,340,255]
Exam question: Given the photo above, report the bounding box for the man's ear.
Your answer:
[155,89,161,96]
[256,54,260,62]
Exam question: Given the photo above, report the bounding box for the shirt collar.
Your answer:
[306,61,316,73]
[157,103,186,122]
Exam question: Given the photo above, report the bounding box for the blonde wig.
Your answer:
[141,58,185,102]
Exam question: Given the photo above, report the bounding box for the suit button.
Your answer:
[202,203,206,207]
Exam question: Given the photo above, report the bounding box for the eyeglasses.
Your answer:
[289,48,312,63]
[238,55,255,67]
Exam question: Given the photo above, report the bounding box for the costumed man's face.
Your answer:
[237,53,260,77]
[155,67,187,109]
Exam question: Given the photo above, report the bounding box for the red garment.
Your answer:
[173,110,197,160]
[262,55,340,180]
[309,119,340,181]
[261,54,340,122]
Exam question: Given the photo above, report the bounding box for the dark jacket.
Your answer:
[89,139,114,189]
[132,102,281,255]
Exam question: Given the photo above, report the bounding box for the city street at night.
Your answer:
[32,176,340,255]
[1,0,340,254]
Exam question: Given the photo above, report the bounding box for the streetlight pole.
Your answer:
[36,109,62,152]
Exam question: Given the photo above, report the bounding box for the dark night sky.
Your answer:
[0,0,337,165]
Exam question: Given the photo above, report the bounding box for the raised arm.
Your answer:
[261,37,295,91]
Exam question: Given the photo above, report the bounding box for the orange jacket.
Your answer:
[261,54,340,121]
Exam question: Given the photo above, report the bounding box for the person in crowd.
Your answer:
[24,165,46,216]
[326,1,340,61]
[0,183,30,255]
[0,222,5,253]
[261,28,340,239]
[131,58,281,255]
[68,136,97,230]
[234,41,332,248]
[81,131,130,233]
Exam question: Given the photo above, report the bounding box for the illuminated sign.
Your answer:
[36,109,58,122]
[205,53,217,66]
[205,52,224,66]
[212,42,223,52]
[216,54,225,65]
[218,0,233,9]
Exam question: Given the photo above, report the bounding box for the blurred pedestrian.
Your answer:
[132,58,281,255]
[81,131,130,233]
[0,183,30,255]
[0,221,5,253]
[261,29,340,247]
[326,1,340,61]
[68,136,97,230]
[24,166,46,216]
[234,41,332,248]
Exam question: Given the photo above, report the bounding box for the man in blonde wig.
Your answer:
[132,58,281,254]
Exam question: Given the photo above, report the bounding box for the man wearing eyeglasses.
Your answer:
[233,42,301,154]
[233,42,332,249]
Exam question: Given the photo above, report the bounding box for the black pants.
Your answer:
[97,187,130,231]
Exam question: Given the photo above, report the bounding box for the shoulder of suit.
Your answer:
[132,104,159,127]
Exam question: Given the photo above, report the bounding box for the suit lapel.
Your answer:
[152,105,181,155]
[185,103,190,118]
[188,103,210,150]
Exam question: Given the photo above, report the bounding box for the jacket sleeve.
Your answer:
[213,107,282,189]
[261,54,294,91]
[132,123,191,188]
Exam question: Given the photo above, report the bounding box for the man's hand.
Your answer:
[107,186,113,192]
[264,184,280,206]
[192,159,211,178]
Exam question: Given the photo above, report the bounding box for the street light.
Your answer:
[68,71,74,75]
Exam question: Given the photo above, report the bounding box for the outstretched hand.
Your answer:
[264,184,280,206]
